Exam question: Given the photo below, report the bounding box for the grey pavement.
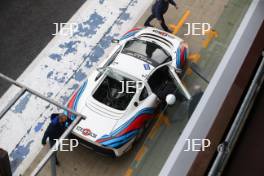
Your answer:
[0,0,85,96]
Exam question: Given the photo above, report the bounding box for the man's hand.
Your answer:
[175,4,179,9]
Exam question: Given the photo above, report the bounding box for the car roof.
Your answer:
[109,53,155,81]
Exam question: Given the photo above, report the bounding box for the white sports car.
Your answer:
[65,27,191,157]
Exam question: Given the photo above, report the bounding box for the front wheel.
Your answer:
[135,126,145,141]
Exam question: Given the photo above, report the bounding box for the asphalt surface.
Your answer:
[0,0,85,96]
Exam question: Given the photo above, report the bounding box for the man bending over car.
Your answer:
[144,0,178,32]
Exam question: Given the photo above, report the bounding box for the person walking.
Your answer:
[42,113,68,175]
[144,0,178,33]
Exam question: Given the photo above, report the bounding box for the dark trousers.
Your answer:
[49,141,59,163]
[49,142,57,176]
[144,14,171,32]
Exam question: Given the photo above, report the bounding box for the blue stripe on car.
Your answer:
[65,80,88,120]
[107,133,137,148]
[176,48,181,68]
[111,108,154,136]
[97,107,154,141]
[120,30,139,40]
[101,130,138,146]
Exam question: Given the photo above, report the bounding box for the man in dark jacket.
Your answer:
[42,113,68,166]
[144,0,178,32]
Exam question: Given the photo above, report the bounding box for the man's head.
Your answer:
[58,114,68,124]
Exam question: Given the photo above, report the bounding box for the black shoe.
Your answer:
[144,23,153,27]
[56,159,60,166]
[165,29,172,33]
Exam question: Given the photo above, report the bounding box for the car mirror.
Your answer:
[166,94,176,106]
[95,71,103,81]
[111,39,120,43]
[96,67,104,72]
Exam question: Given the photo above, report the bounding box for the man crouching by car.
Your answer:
[42,113,69,171]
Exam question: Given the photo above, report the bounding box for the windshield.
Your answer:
[93,70,136,110]
[121,39,171,66]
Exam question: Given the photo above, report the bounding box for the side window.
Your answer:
[139,87,149,101]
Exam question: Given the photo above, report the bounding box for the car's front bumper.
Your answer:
[69,132,134,157]
[69,133,117,157]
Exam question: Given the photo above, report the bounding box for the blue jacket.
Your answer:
[41,114,67,146]
[152,0,176,20]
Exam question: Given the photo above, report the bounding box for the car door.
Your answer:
[134,83,159,111]
[168,66,192,100]
[147,65,191,101]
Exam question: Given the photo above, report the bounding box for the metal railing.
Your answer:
[0,73,87,176]
[208,54,264,176]
[0,73,86,119]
